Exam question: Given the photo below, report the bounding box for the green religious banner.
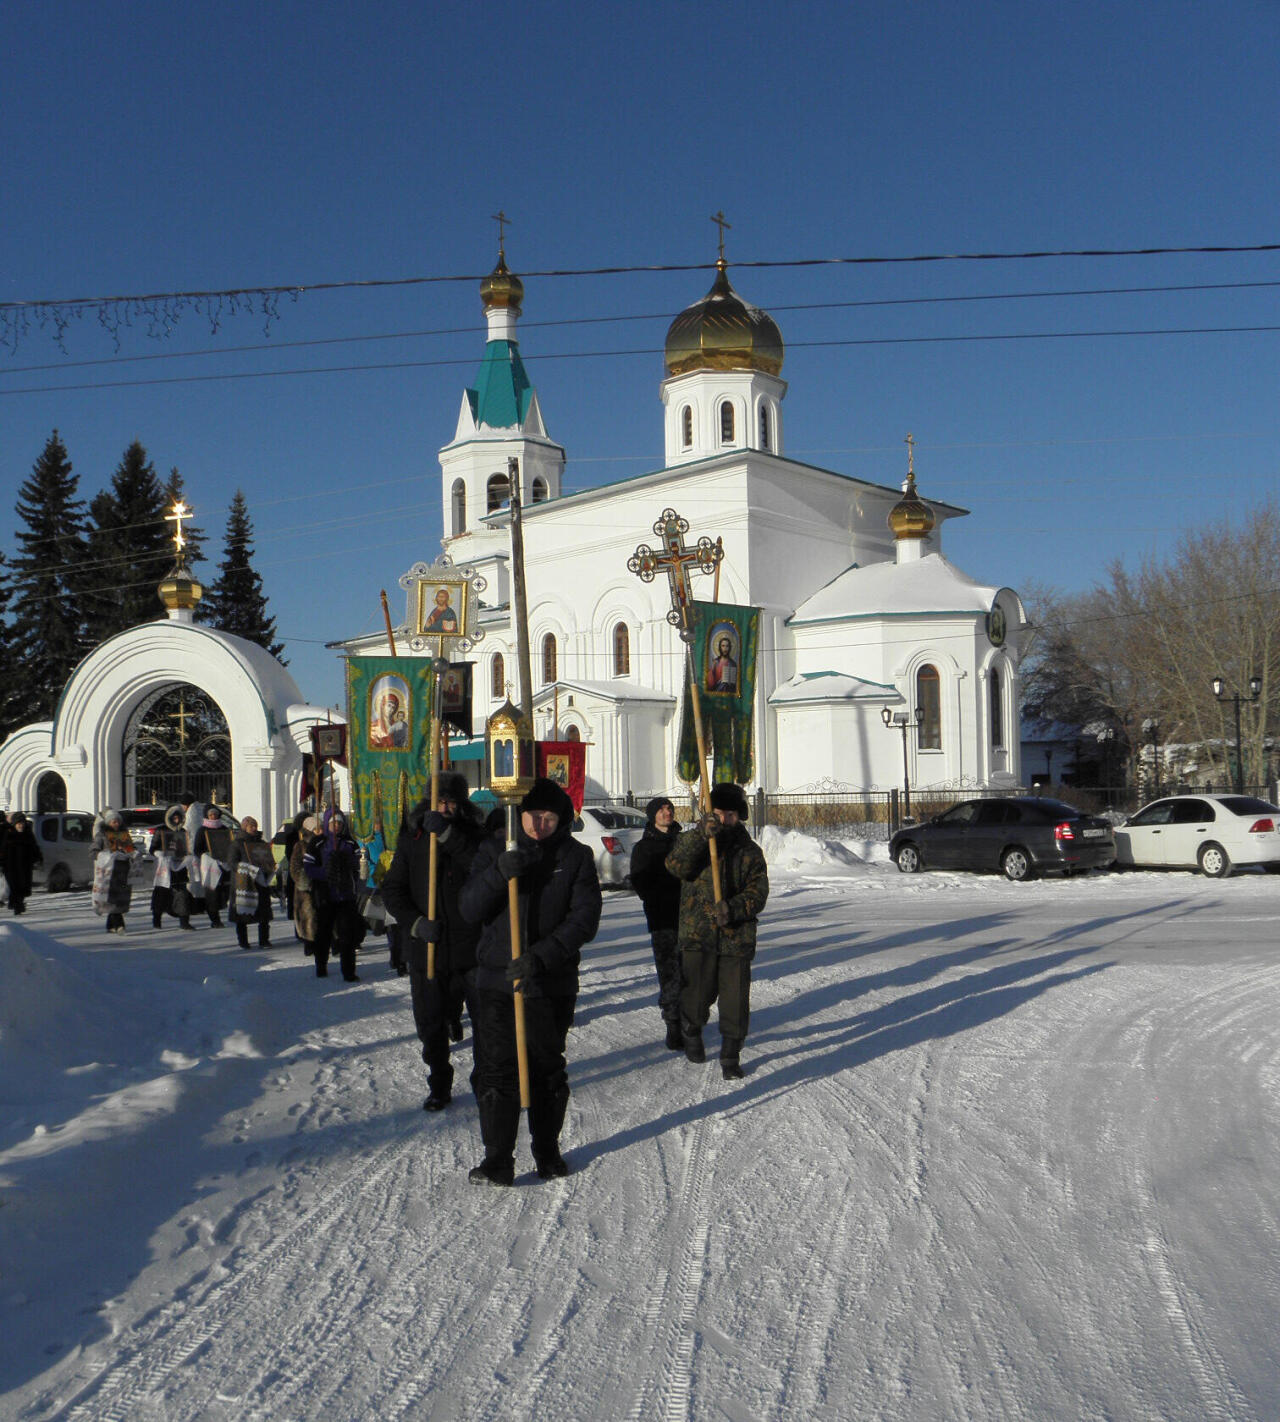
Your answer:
[345,656,438,844]
[677,601,761,785]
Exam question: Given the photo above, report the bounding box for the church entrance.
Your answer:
[122,684,233,809]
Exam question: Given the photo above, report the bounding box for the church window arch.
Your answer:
[989,665,1005,749]
[36,770,67,813]
[486,471,510,513]
[759,404,771,451]
[681,405,693,449]
[532,476,549,504]
[916,665,941,750]
[566,724,581,742]
[612,622,630,676]
[720,400,735,444]
[451,478,467,535]
[542,633,558,685]
[491,652,505,699]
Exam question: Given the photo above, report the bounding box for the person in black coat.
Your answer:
[2,813,43,915]
[149,804,194,930]
[459,777,602,1185]
[301,809,365,981]
[629,796,686,1051]
[382,773,485,1112]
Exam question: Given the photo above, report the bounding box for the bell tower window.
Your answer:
[542,633,558,685]
[681,405,693,450]
[759,405,770,451]
[612,622,630,676]
[491,652,505,699]
[720,400,735,443]
[532,476,548,503]
[486,472,510,513]
[451,478,466,534]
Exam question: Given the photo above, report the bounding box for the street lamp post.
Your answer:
[1212,675,1262,794]
[882,704,924,818]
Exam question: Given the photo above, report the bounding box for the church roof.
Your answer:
[789,552,999,625]
[467,340,534,429]
[534,679,675,707]
[769,671,894,705]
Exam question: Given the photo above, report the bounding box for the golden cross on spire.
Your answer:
[165,499,192,554]
[710,210,731,262]
[905,432,915,480]
[492,209,511,257]
[628,508,723,644]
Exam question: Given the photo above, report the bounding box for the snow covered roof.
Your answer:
[769,671,894,705]
[534,679,675,706]
[789,552,999,625]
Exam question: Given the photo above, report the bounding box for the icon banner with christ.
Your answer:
[677,601,760,785]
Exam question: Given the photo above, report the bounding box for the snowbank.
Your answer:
[756,823,888,876]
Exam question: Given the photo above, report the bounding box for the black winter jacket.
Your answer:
[382,801,485,975]
[460,820,602,999]
[629,822,683,933]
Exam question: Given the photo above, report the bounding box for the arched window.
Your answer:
[532,476,549,504]
[451,478,466,535]
[916,665,941,750]
[613,622,630,676]
[989,666,1004,748]
[759,405,771,451]
[681,405,693,449]
[486,472,510,513]
[542,633,557,685]
[720,400,735,443]
[566,724,581,742]
[491,652,505,700]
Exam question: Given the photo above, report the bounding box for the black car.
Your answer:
[889,796,1115,881]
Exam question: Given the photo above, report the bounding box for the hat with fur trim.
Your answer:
[165,804,185,830]
[520,777,574,822]
[709,782,749,818]
[437,771,472,805]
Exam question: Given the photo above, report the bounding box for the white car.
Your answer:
[573,804,648,887]
[1112,794,1280,877]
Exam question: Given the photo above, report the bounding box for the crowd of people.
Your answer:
[12,777,768,1185]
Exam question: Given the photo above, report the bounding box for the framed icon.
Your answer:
[368,673,411,751]
[416,579,467,640]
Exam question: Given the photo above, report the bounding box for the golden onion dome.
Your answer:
[158,558,204,612]
[480,252,524,314]
[664,260,784,378]
[888,471,936,540]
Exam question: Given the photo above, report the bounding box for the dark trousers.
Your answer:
[473,988,574,1166]
[314,902,358,979]
[9,892,26,914]
[408,965,474,1095]
[650,928,683,1022]
[106,911,126,931]
[236,920,271,948]
[681,949,751,1045]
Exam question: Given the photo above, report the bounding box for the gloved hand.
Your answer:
[421,810,450,837]
[699,813,722,839]
[412,917,440,944]
[713,900,732,928]
[505,952,542,986]
[498,847,539,881]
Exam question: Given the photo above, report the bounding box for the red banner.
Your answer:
[537,741,587,813]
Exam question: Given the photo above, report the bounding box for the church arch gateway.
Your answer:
[122,683,232,808]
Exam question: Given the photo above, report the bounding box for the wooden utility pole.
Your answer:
[508,457,535,722]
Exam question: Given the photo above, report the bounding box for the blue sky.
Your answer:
[3,0,1278,710]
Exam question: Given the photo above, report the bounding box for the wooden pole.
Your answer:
[506,803,532,1109]
[509,457,535,723]
[380,589,398,656]
[712,537,723,602]
[685,645,723,901]
[426,714,442,980]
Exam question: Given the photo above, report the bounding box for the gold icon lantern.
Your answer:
[485,699,536,804]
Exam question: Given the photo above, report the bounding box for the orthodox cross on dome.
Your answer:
[165,499,192,555]
[905,431,915,479]
[492,209,511,257]
[628,508,723,644]
[710,210,731,262]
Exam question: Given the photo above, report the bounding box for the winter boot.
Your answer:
[530,1087,571,1179]
[720,1037,744,1080]
[683,1021,706,1064]
[665,1019,685,1051]
[469,1089,518,1186]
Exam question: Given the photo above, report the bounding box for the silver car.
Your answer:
[573,804,648,887]
[23,811,98,892]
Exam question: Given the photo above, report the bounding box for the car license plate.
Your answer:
[1082,828,1108,838]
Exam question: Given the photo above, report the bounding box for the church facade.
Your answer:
[342,247,1027,802]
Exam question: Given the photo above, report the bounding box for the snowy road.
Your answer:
[3,842,1279,1420]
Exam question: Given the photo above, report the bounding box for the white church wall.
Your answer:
[0,723,58,811]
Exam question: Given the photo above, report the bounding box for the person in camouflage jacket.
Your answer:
[666,782,769,1080]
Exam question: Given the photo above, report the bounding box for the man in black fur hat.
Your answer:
[383,772,485,1111]
[629,796,685,1050]
[459,777,602,1185]
[667,782,769,1080]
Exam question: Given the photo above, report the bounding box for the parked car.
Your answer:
[573,804,648,887]
[119,805,240,854]
[19,811,98,892]
[1112,794,1280,877]
[890,796,1115,881]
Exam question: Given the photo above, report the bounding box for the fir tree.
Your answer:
[9,431,89,723]
[204,490,285,660]
[0,552,20,743]
[84,440,172,640]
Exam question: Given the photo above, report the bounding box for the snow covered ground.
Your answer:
[3,829,1279,1421]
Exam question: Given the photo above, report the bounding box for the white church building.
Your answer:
[340,247,1027,801]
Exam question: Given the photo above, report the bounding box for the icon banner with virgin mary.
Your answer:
[677,600,760,784]
[345,656,439,845]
